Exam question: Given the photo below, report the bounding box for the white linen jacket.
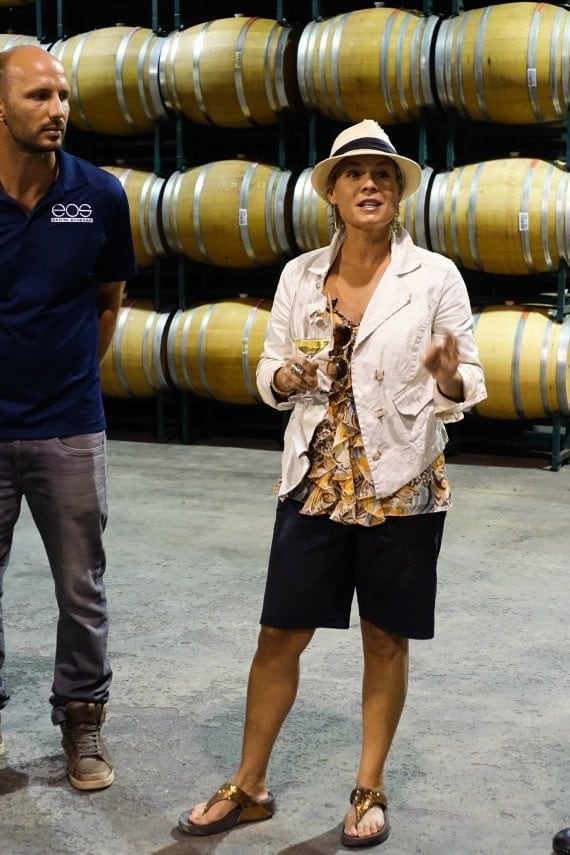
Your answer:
[256,228,487,498]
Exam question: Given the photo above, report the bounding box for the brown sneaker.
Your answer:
[60,701,114,791]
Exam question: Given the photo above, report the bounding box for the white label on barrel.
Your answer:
[239,208,248,226]
[518,212,529,231]
[527,68,537,88]
[235,50,242,70]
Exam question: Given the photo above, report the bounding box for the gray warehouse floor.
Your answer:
[0,438,568,855]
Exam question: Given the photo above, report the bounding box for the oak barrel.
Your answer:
[0,34,41,48]
[166,298,271,404]
[428,158,569,275]
[100,299,169,398]
[434,2,570,125]
[102,166,167,268]
[158,16,300,127]
[50,26,166,135]
[472,305,570,420]
[292,168,333,252]
[297,8,437,124]
[161,160,293,268]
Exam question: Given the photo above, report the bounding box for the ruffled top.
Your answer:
[290,312,451,526]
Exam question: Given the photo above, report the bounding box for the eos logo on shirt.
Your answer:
[51,203,93,223]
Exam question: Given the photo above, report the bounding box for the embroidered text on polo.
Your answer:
[51,202,94,223]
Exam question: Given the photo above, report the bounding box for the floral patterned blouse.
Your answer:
[289,312,451,526]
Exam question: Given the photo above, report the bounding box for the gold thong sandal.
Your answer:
[178,781,276,837]
[341,787,390,848]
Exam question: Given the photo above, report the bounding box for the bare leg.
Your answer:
[343,618,409,841]
[189,625,314,826]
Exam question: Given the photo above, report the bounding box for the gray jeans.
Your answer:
[0,433,112,724]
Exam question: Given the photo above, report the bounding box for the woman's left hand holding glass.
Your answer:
[423,330,464,402]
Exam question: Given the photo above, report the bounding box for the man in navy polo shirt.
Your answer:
[0,44,136,789]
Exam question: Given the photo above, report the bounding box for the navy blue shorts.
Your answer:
[260,498,446,639]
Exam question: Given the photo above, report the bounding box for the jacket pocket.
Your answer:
[391,382,435,446]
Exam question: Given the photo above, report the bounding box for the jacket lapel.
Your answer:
[355,230,420,349]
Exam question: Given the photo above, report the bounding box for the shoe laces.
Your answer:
[68,724,102,757]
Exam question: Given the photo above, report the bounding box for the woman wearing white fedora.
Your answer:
[178,120,487,848]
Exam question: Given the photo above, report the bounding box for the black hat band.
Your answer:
[332,137,398,158]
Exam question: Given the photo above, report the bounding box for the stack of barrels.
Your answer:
[1,2,570,421]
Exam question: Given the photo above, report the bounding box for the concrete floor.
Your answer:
[0,437,568,855]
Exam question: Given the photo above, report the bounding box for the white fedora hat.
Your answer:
[310,119,422,202]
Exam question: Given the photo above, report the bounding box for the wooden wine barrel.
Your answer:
[100,299,170,398]
[472,305,570,420]
[101,166,167,268]
[434,2,570,125]
[401,165,433,250]
[158,16,300,127]
[166,298,272,404]
[50,27,167,135]
[161,160,294,268]
[292,167,333,252]
[428,158,569,275]
[0,34,41,48]
[297,8,438,124]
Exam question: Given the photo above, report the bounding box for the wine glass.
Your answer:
[288,284,334,404]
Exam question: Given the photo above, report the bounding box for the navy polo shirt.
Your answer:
[0,150,137,439]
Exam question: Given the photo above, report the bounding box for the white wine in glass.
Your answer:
[289,284,333,404]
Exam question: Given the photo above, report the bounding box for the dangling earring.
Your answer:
[391,205,402,234]
[331,204,345,234]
